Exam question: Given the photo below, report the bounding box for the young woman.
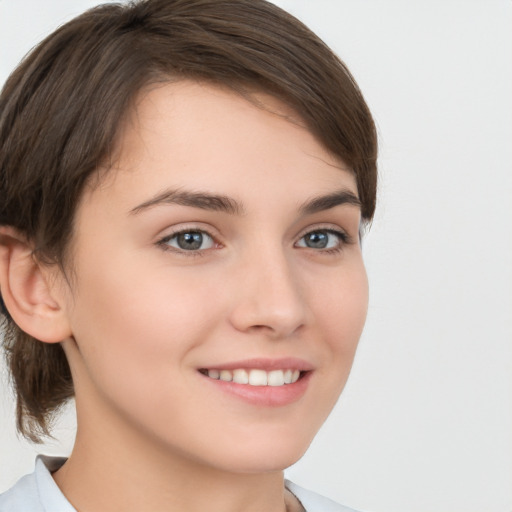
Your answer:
[0,1,377,511]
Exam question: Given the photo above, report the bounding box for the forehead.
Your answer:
[86,80,357,213]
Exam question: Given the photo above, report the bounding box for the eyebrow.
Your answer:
[299,189,361,215]
[130,189,244,215]
[129,187,361,216]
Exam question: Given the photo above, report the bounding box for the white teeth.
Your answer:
[204,368,303,386]
[219,370,232,382]
[232,369,249,384]
[249,369,268,386]
[268,370,285,387]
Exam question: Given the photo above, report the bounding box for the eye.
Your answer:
[296,229,347,251]
[159,230,215,252]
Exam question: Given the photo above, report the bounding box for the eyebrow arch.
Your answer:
[299,189,361,215]
[130,188,245,216]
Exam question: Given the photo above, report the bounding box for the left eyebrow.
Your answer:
[299,189,361,215]
[129,188,245,216]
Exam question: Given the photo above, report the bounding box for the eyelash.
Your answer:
[156,226,352,257]
[296,228,351,255]
[156,228,217,257]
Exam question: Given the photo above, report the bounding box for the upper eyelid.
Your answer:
[157,223,220,241]
[162,229,215,241]
[296,223,350,239]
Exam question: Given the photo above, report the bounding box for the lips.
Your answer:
[197,358,313,406]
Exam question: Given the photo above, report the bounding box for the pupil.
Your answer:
[306,231,328,248]
[178,232,203,250]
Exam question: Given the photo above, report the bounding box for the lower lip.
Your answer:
[200,371,312,407]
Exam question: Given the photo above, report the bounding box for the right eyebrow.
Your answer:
[298,189,361,215]
[129,188,245,216]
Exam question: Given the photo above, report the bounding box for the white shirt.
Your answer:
[0,456,359,512]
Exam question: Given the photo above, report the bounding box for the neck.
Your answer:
[53,405,291,512]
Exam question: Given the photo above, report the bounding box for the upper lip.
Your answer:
[198,357,314,372]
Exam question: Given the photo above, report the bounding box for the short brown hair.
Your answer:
[0,0,377,441]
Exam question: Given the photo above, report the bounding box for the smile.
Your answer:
[197,358,313,406]
[200,368,302,387]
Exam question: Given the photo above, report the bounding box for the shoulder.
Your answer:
[0,456,74,512]
[0,470,42,512]
[285,480,361,512]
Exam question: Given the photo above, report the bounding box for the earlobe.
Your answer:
[0,226,72,343]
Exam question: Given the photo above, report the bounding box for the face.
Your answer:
[59,81,368,473]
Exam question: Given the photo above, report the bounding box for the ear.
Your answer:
[0,226,72,343]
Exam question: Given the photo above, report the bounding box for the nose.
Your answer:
[228,248,307,339]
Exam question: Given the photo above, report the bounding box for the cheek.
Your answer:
[317,260,368,344]
[67,252,225,392]
[309,259,368,394]
[65,256,230,443]
[73,250,217,330]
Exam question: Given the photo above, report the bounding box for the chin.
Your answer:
[203,433,314,474]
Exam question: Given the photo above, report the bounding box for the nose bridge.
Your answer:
[229,239,307,338]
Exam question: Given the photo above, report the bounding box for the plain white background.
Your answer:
[0,1,511,511]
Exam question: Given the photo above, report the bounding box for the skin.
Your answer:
[5,81,369,512]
